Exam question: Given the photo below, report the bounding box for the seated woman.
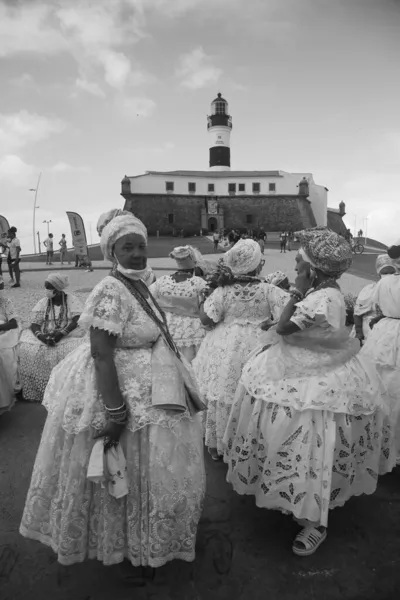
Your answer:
[352,254,396,344]
[19,273,85,402]
[265,270,291,291]
[150,246,207,362]
[0,276,20,415]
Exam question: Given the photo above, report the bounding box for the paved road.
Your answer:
[1,403,400,600]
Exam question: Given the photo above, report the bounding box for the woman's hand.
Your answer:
[294,263,314,296]
[93,421,125,452]
[355,330,364,345]
[37,333,49,345]
[260,318,274,331]
[53,330,64,344]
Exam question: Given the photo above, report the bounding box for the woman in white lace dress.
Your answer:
[351,254,396,344]
[20,213,205,573]
[149,246,207,362]
[224,227,393,557]
[0,276,20,415]
[360,273,400,464]
[193,239,289,460]
[19,273,85,402]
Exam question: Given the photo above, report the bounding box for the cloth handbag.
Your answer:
[87,439,129,499]
[112,270,206,416]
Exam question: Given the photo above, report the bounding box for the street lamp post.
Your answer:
[43,220,52,235]
[363,217,369,246]
[29,172,42,255]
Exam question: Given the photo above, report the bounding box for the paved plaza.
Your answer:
[1,254,399,600]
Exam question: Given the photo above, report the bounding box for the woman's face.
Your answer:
[114,233,147,270]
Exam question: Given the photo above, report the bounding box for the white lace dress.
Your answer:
[224,288,393,527]
[360,274,400,463]
[350,282,377,340]
[20,276,206,568]
[150,275,207,362]
[192,282,289,454]
[0,297,20,415]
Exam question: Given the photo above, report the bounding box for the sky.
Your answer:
[0,0,399,253]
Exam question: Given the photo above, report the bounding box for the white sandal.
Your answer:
[292,526,327,557]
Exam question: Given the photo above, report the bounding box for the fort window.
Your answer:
[188,182,196,193]
[246,214,253,224]
[269,183,276,192]
[166,181,174,192]
[168,213,174,224]
[238,183,246,192]
[253,182,260,193]
[208,183,215,192]
[228,183,236,194]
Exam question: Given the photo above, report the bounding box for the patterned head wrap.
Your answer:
[375,254,395,275]
[100,214,148,262]
[46,272,69,291]
[224,239,262,276]
[169,245,198,270]
[265,270,287,286]
[295,226,352,278]
[96,208,131,237]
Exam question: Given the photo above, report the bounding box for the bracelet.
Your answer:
[290,289,304,301]
[105,402,126,412]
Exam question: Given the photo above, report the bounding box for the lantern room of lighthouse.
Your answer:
[207,93,232,171]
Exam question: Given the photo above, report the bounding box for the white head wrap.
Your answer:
[46,272,69,292]
[169,245,198,270]
[376,254,395,276]
[265,270,287,286]
[96,208,131,237]
[224,239,262,276]
[100,214,147,262]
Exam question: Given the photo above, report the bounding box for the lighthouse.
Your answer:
[207,93,232,171]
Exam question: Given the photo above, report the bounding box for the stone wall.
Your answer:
[122,193,317,235]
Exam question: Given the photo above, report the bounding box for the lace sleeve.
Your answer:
[264,284,290,321]
[5,298,18,322]
[290,289,344,331]
[149,279,160,299]
[354,284,375,316]
[67,294,84,318]
[32,297,48,326]
[78,278,130,336]
[203,287,226,323]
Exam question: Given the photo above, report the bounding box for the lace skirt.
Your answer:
[165,313,205,362]
[224,386,394,527]
[19,329,85,402]
[360,318,400,462]
[19,411,206,567]
[192,322,266,453]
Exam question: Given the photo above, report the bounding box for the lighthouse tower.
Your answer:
[207,93,232,171]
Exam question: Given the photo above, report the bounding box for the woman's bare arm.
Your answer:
[276,297,301,336]
[90,328,125,410]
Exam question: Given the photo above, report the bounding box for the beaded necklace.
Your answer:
[111,266,181,358]
[306,278,340,296]
[43,294,67,335]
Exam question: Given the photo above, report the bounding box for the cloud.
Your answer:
[176,47,222,90]
[0,155,35,185]
[75,78,105,98]
[117,96,156,118]
[49,162,91,174]
[0,111,66,154]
